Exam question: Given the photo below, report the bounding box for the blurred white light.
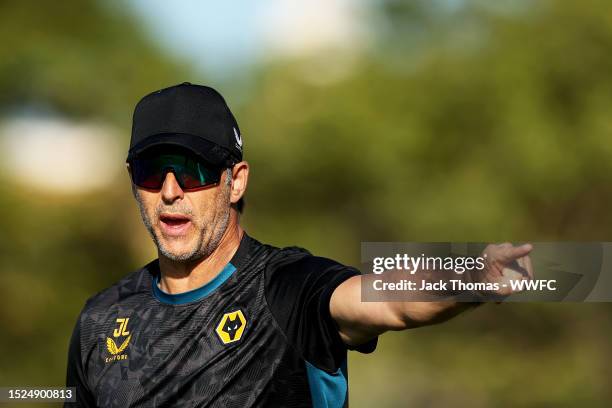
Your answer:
[0,117,122,194]
[257,0,368,57]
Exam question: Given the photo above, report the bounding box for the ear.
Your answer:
[229,161,249,205]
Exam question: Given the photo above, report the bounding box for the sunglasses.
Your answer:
[128,147,225,191]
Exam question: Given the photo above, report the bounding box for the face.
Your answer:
[132,167,233,263]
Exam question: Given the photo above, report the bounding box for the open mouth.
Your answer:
[159,213,192,236]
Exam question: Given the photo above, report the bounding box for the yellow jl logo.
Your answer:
[105,318,131,363]
[215,310,247,344]
[113,317,130,337]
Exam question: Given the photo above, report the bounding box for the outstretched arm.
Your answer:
[330,243,534,347]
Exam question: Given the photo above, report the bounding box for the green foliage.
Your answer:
[0,0,190,124]
[243,0,612,256]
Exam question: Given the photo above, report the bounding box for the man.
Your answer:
[65,83,533,407]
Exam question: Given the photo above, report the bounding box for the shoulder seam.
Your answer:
[262,262,313,370]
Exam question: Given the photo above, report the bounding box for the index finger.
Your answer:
[499,243,533,262]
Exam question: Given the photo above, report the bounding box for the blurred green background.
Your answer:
[1,0,611,406]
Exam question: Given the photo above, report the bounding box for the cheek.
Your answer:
[191,204,213,226]
[190,191,227,224]
[136,191,159,219]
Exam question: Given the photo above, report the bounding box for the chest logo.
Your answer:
[215,310,247,344]
[105,317,131,363]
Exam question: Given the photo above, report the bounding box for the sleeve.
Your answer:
[64,312,97,408]
[265,252,378,373]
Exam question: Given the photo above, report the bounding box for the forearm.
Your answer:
[332,274,482,346]
[379,266,484,327]
[394,299,481,330]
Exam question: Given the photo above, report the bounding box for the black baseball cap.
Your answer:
[126,82,243,167]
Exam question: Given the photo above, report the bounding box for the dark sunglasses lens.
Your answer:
[131,151,221,190]
[137,172,165,189]
[178,162,221,189]
[131,158,165,189]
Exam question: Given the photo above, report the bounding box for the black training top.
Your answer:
[65,233,377,407]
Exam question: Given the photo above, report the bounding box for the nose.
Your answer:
[160,171,184,203]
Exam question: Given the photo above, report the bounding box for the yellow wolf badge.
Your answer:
[215,310,247,344]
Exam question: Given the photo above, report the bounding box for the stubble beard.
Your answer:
[135,184,231,263]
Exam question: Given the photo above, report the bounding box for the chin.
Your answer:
[157,238,198,260]
[165,243,195,255]
[161,248,201,263]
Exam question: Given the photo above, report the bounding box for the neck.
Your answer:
[157,215,243,295]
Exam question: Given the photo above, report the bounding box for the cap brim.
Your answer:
[126,133,234,167]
